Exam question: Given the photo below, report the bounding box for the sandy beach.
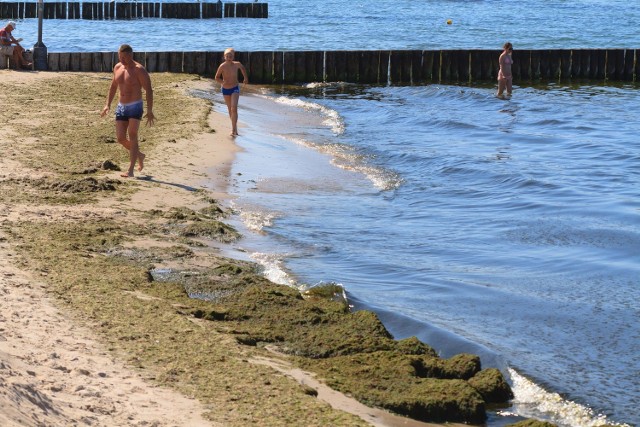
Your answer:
[0,70,489,427]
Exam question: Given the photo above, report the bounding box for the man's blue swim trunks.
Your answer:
[221,85,240,96]
[115,100,144,121]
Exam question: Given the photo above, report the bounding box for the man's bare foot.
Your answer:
[121,172,134,178]
[138,153,145,172]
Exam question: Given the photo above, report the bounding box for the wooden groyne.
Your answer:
[4,49,638,83]
[0,2,268,19]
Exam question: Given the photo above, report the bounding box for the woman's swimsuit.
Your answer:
[498,55,513,81]
[221,85,240,96]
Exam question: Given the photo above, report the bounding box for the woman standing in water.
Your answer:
[497,42,513,98]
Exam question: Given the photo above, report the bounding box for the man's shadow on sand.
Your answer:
[135,175,199,192]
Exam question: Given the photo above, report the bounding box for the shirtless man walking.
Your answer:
[215,48,248,136]
[101,44,155,177]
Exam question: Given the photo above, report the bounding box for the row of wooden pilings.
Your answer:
[5,49,638,83]
[0,2,268,19]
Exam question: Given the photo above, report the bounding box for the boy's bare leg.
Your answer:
[223,95,235,136]
[230,92,240,136]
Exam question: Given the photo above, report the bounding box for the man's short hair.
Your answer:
[119,44,133,54]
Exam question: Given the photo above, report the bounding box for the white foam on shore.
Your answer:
[506,368,631,427]
[260,94,345,135]
[249,252,302,290]
[282,135,402,191]
[238,208,280,233]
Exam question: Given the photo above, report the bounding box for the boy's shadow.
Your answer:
[136,175,199,192]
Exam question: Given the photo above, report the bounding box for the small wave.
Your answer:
[262,94,345,135]
[283,135,403,191]
[507,368,631,427]
[239,209,280,233]
[250,252,301,289]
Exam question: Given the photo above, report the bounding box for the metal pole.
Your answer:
[32,0,47,70]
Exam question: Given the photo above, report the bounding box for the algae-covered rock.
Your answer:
[507,420,558,427]
[180,220,240,242]
[363,376,486,424]
[396,336,438,357]
[468,367,514,403]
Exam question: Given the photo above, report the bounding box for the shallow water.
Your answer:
[198,80,640,427]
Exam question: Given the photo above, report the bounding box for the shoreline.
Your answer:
[1,70,513,427]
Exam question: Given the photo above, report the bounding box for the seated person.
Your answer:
[0,21,32,69]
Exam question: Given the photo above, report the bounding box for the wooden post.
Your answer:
[184,51,207,75]
[69,52,81,71]
[224,3,235,18]
[79,52,92,71]
[169,51,183,72]
[55,2,66,19]
[589,49,605,79]
[47,52,60,71]
[24,2,37,18]
[18,2,24,19]
[252,51,274,84]
[307,50,324,83]
[324,51,347,82]
[606,49,625,80]
[106,1,114,19]
[282,51,295,83]
[203,2,222,18]
[156,52,169,72]
[82,2,93,20]
[203,51,217,77]
[559,50,571,80]
[517,50,531,81]
[6,2,19,19]
[236,3,247,18]
[272,51,284,83]
[293,51,307,83]
[623,49,634,81]
[133,51,146,67]
[70,2,80,19]
[344,50,359,83]
[570,49,584,78]
[144,52,157,72]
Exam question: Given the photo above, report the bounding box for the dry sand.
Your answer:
[0,70,456,427]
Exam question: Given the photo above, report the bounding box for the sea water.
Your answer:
[11,0,640,52]
[197,81,640,427]
[11,1,639,425]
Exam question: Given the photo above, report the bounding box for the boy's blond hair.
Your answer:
[224,48,235,56]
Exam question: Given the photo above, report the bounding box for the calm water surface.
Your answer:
[208,81,639,427]
[11,0,640,52]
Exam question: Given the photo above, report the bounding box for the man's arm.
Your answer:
[100,66,119,117]
[139,67,155,126]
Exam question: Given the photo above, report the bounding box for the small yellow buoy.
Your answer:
[446,19,452,25]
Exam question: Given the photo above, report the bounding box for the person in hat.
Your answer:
[0,21,32,69]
